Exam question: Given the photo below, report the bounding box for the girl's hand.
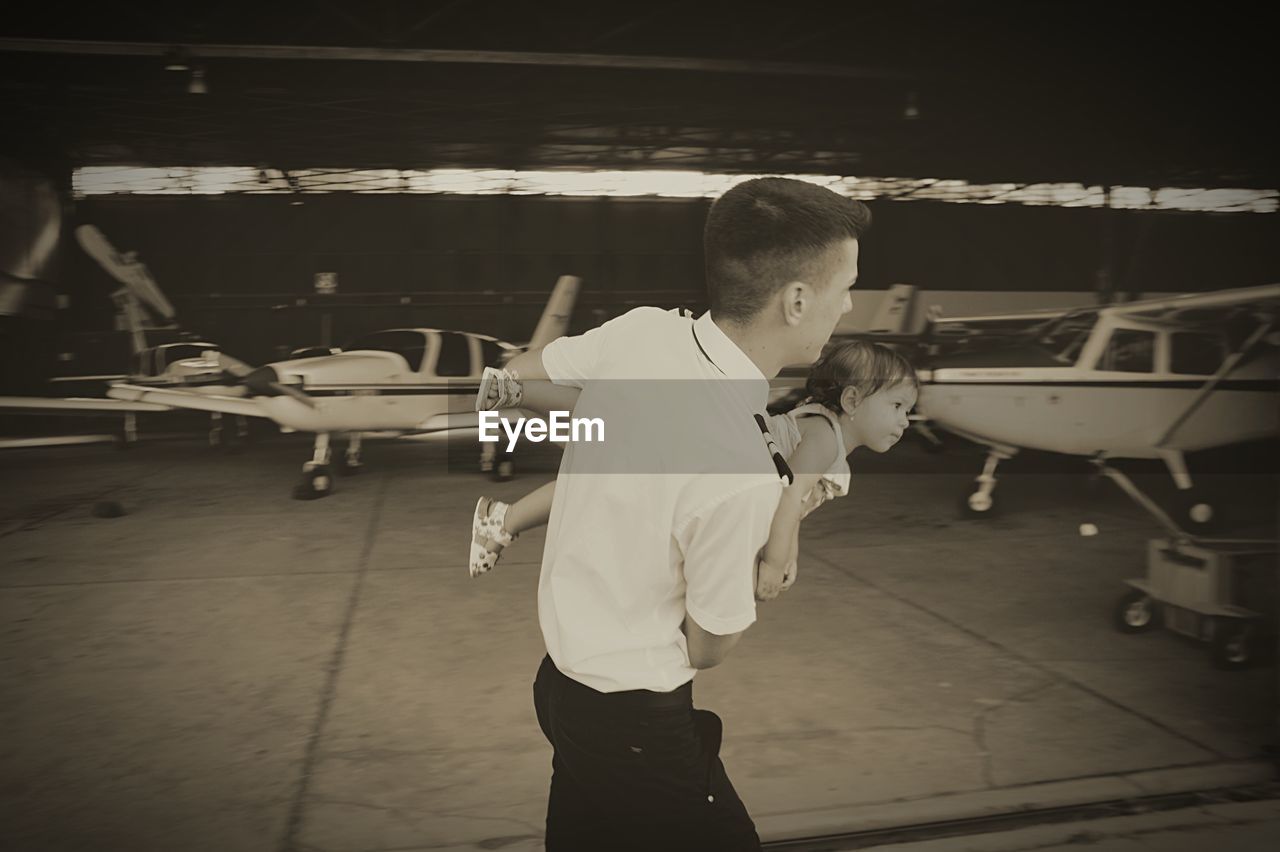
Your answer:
[798,484,827,520]
[755,556,787,601]
[780,559,798,591]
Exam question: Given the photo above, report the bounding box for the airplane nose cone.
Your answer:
[244,366,282,396]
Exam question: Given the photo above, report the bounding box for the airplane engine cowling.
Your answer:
[244,366,283,396]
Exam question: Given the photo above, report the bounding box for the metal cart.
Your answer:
[1097,459,1278,670]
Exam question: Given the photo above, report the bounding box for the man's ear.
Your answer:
[782,281,809,327]
[839,385,861,415]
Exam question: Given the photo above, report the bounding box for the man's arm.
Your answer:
[679,480,779,669]
[756,418,837,600]
[499,347,583,415]
[682,616,744,669]
[504,346,549,381]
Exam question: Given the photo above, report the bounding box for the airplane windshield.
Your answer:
[343,330,427,372]
[1032,310,1098,364]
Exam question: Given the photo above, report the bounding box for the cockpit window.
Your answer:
[1170,331,1227,375]
[1034,310,1098,365]
[1096,328,1155,373]
[343,330,426,372]
[435,332,473,377]
[157,344,214,368]
[480,339,509,368]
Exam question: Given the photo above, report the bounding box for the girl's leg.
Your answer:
[470,480,556,578]
[504,480,556,534]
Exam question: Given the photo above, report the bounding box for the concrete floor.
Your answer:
[0,431,1276,852]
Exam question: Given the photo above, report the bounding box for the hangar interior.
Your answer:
[1,5,1277,851]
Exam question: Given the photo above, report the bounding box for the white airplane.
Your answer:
[0,226,236,446]
[107,275,582,499]
[915,283,1280,534]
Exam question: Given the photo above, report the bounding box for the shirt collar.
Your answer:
[694,311,770,411]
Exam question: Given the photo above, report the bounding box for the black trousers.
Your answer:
[532,655,761,852]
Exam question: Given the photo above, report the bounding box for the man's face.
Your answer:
[795,238,859,364]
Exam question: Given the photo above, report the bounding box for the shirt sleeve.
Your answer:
[677,480,779,636]
[540,307,646,388]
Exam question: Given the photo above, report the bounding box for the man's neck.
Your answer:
[713,316,786,379]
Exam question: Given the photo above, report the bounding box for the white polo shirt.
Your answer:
[539,308,784,693]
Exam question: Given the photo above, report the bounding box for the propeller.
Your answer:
[216,353,317,408]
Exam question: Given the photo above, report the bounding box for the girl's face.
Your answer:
[843,380,917,452]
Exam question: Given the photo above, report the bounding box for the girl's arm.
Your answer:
[521,381,582,417]
[486,347,583,416]
[755,417,838,600]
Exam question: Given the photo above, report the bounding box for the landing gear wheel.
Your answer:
[209,426,243,453]
[1175,491,1222,536]
[1210,620,1254,670]
[959,489,997,519]
[293,465,334,500]
[338,458,363,476]
[494,459,514,482]
[1113,589,1159,634]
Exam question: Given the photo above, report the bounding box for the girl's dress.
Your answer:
[768,401,850,518]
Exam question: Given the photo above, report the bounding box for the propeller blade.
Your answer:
[215,352,255,378]
[275,383,317,409]
[215,353,316,409]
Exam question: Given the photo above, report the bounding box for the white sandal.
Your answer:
[470,496,517,577]
[476,367,523,411]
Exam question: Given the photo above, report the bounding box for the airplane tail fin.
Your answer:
[867,283,918,334]
[526,275,582,350]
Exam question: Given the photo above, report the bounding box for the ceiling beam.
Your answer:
[0,37,921,80]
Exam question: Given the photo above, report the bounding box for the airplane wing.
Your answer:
[865,284,918,334]
[107,384,265,418]
[412,407,533,434]
[0,396,172,413]
[1100,282,1280,325]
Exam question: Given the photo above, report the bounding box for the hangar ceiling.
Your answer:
[1,2,1275,189]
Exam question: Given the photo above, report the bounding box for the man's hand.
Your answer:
[755,556,787,601]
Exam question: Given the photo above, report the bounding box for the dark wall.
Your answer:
[56,193,1280,365]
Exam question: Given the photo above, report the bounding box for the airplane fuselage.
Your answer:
[919,360,1278,458]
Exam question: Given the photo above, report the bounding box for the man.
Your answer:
[503,177,870,850]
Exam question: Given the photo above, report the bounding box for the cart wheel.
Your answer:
[1114,590,1159,633]
[1210,620,1254,671]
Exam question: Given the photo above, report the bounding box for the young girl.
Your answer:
[469,340,919,599]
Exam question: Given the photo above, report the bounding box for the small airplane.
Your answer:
[911,283,1280,533]
[0,226,233,447]
[107,275,582,498]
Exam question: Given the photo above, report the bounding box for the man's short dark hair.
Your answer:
[704,177,872,324]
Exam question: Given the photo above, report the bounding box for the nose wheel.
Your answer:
[294,464,334,500]
[961,489,997,517]
[959,446,1015,518]
[293,432,335,499]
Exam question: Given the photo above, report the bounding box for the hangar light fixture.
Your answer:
[70,166,1278,214]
